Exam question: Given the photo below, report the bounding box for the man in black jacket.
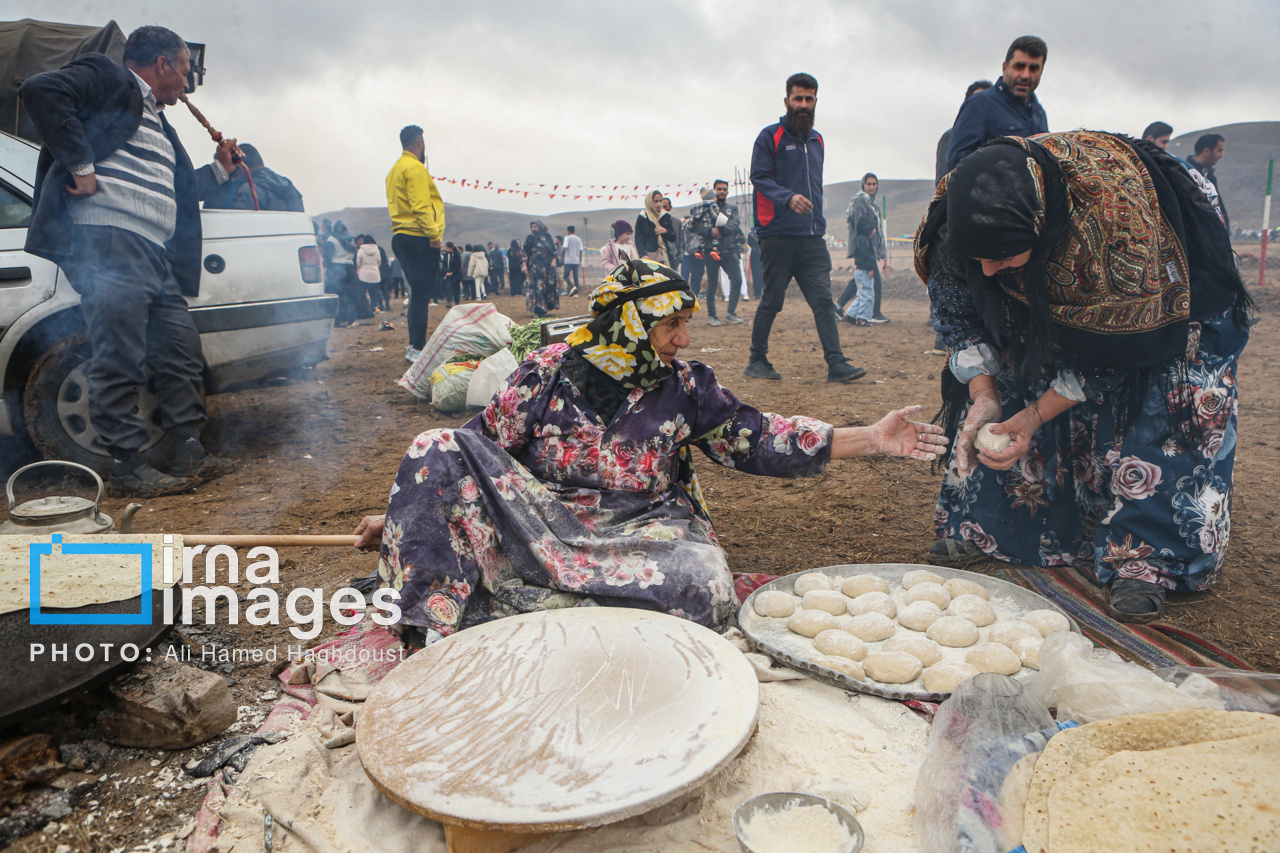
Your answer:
[194,143,305,211]
[20,26,233,497]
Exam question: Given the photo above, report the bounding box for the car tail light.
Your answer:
[298,245,322,283]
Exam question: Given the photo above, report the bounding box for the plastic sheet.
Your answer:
[914,673,1059,853]
[465,347,519,408]
[1028,631,1224,724]
[1155,665,1280,715]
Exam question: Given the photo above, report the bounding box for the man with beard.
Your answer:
[746,73,865,383]
[692,179,746,325]
[1184,134,1229,230]
[386,124,445,361]
[945,36,1049,172]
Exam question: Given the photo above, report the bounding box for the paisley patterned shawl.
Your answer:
[918,131,1191,340]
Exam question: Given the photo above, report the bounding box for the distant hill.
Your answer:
[318,120,1278,252]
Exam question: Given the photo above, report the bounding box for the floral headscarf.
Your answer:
[565,260,698,389]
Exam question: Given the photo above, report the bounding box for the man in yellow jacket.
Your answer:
[386,124,445,360]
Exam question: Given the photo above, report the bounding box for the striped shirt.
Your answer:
[70,71,178,247]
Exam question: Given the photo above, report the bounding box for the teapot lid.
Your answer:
[11,495,97,520]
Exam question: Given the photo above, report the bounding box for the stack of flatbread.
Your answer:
[1022,709,1280,852]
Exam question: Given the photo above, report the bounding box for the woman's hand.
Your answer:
[953,374,1002,478]
[870,406,949,461]
[353,515,385,551]
[976,408,1039,470]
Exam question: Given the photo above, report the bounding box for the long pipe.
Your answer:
[181,534,358,547]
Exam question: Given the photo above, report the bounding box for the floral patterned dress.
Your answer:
[378,344,833,639]
[929,287,1248,594]
[523,229,559,317]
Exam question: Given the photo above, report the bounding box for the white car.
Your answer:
[0,130,337,472]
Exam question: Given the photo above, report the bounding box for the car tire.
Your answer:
[22,334,169,474]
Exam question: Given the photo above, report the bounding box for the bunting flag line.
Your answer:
[428,176,721,202]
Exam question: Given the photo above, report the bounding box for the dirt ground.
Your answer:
[4,254,1279,851]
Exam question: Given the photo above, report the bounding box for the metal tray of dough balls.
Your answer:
[738,563,1080,702]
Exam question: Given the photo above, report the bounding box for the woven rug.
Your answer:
[731,567,1254,671]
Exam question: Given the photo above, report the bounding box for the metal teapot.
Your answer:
[1,461,141,536]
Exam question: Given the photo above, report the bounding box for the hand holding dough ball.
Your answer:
[803,589,847,615]
[943,577,990,600]
[904,581,951,610]
[948,593,997,627]
[902,569,944,589]
[754,591,797,618]
[788,609,838,638]
[1011,635,1043,669]
[846,612,896,642]
[926,615,980,647]
[1022,609,1070,637]
[793,573,833,595]
[810,654,865,680]
[814,629,868,661]
[841,574,890,598]
[897,600,944,632]
[976,423,1011,452]
[847,591,897,619]
[863,651,923,684]
[987,621,1041,649]
[966,642,1023,675]
[923,661,981,693]
[883,635,943,666]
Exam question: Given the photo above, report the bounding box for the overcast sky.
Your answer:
[11,0,1280,215]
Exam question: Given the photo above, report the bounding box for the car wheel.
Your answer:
[22,334,165,475]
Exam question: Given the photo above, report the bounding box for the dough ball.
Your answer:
[902,569,945,589]
[753,590,797,618]
[834,614,858,633]
[926,616,980,648]
[802,589,847,616]
[813,629,868,661]
[897,600,944,632]
[1022,609,1071,638]
[923,661,981,693]
[863,651,923,684]
[943,577,990,600]
[987,621,1041,649]
[787,609,838,638]
[845,612,896,642]
[810,654,865,680]
[948,593,997,627]
[904,581,951,610]
[793,573,833,595]
[847,591,897,619]
[966,642,1023,676]
[841,574,890,598]
[883,635,943,667]
[1011,635,1043,669]
[976,423,1011,452]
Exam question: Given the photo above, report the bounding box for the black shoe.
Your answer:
[108,462,198,498]
[827,363,867,383]
[1107,579,1166,624]
[147,432,237,483]
[744,360,782,380]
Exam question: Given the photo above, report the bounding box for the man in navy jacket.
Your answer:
[944,35,1049,174]
[746,73,864,384]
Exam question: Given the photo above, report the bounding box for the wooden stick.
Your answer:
[181,534,358,548]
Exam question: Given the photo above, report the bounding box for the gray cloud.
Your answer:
[10,0,1279,215]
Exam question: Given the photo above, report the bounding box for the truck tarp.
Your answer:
[0,18,127,144]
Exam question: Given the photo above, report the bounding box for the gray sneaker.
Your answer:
[707,317,723,327]
[724,313,744,324]
[744,360,782,380]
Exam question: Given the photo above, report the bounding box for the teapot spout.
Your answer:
[118,503,143,534]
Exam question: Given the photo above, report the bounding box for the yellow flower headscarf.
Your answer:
[566,260,698,390]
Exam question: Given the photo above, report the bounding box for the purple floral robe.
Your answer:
[377,343,833,638]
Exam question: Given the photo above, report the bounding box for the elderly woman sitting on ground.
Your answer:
[354,260,947,648]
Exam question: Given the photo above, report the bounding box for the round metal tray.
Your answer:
[738,563,1080,702]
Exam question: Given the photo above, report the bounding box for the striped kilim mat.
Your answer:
[732,566,1254,672]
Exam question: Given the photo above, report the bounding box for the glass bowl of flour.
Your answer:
[733,792,864,853]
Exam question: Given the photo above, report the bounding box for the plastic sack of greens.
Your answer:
[914,673,1066,853]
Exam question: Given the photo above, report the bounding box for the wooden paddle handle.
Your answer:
[181,534,359,547]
